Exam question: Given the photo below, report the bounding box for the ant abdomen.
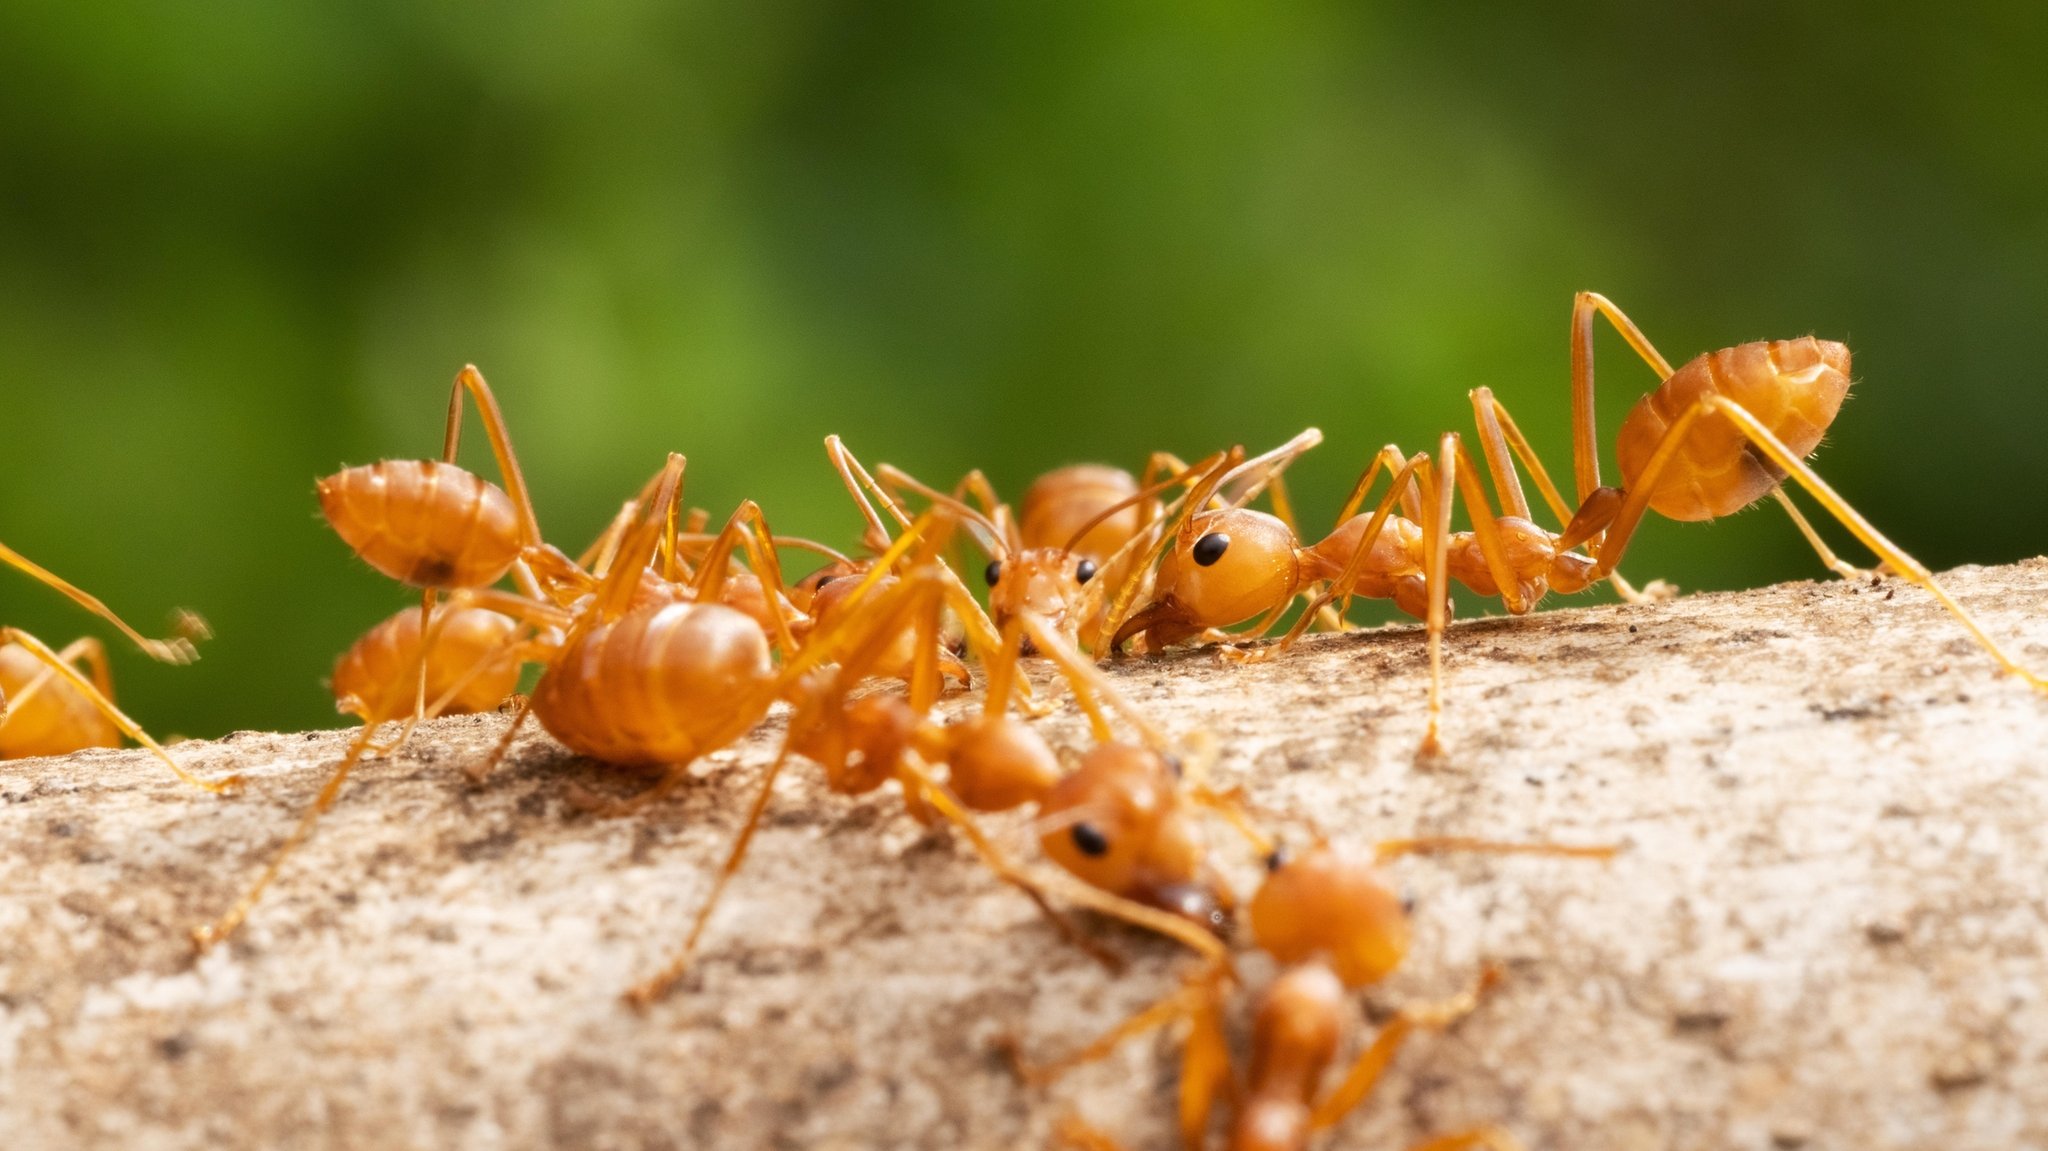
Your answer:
[940,713,1061,812]
[1617,337,1851,521]
[531,602,773,767]
[1020,464,1142,560]
[0,643,120,757]
[331,604,523,723]
[318,459,526,588]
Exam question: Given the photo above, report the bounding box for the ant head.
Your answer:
[941,712,1061,813]
[985,548,1095,642]
[1115,508,1298,650]
[1249,845,1410,989]
[790,559,863,614]
[1037,743,1232,933]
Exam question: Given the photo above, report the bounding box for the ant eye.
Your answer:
[1192,532,1230,567]
[813,576,835,590]
[1264,845,1291,872]
[1074,559,1097,585]
[1070,822,1111,857]
[984,560,1002,586]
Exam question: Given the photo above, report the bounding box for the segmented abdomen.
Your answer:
[531,602,774,767]
[1021,465,1143,560]
[331,604,524,722]
[0,642,119,759]
[1616,337,1852,521]
[318,460,524,588]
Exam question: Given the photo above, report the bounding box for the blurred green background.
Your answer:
[3,3,2045,741]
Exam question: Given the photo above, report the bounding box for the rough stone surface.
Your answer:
[5,560,2048,1151]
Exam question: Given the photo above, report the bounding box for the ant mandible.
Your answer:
[1114,292,2048,754]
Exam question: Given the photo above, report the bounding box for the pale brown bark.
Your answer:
[5,559,2047,1151]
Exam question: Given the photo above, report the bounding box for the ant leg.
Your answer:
[1566,292,1677,505]
[189,725,382,950]
[444,365,543,548]
[624,744,796,1009]
[0,637,117,737]
[1003,971,1214,1085]
[1771,487,1877,581]
[1219,428,1325,512]
[1051,1116,1129,1151]
[1398,1129,1528,1151]
[823,435,912,554]
[1309,967,1503,1132]
[1597,396,2048,691]
[1220,451,1429,668]
[1445,439,1534,616]
[891,756,1124,972]
[1477,387,1674,605]
[1177,981,1236,1149]
[1371,836,1620,864]
[578,499,641,574]
[1098,449,1246,654]
[0,628,237,793]
[689,501,800,657]
[950,469,1018,551]
[1415,447,1456,759]
[0,539,204,663]
[1566,293,1686,601]
[1016,610,1164,748]
[592,454,687,622]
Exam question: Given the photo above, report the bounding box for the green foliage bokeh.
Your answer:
[3,3,2044,739]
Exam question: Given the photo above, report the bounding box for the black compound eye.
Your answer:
[984,560,1002,587]
[1070,821,1111,857]
[812,575,835,590]
[1074,559,1097,585]
[1192,532,1230,567]
[1264,845,1291,873]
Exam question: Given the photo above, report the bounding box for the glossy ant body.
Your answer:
[626,508,1259,1007]
[1114,293,2048,753]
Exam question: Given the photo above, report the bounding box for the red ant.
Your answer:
[625,507,1266,1007]
[1113,293,2048,754]
[1013,837,1614,1151]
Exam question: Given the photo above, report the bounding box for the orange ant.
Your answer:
[1113,292,2048,753]
[0,539,232,791]
[1013,837,1615,1151]
[867,433,1323,657]
[193,366,804,949]
[625,509,1263,1007]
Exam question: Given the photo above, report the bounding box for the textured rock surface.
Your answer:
[5,560,2048,1151]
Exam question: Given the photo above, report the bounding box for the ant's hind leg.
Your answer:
[624,746,796,1010]
[444,366,543,548]
[1309,967,1504,1134]
[1771,487,1878,581]
[1594,395,2048,691]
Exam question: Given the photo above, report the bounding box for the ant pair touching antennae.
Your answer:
[0,539,231,791]
[1113,292,2048,755]
[1013,836,1617,1151]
